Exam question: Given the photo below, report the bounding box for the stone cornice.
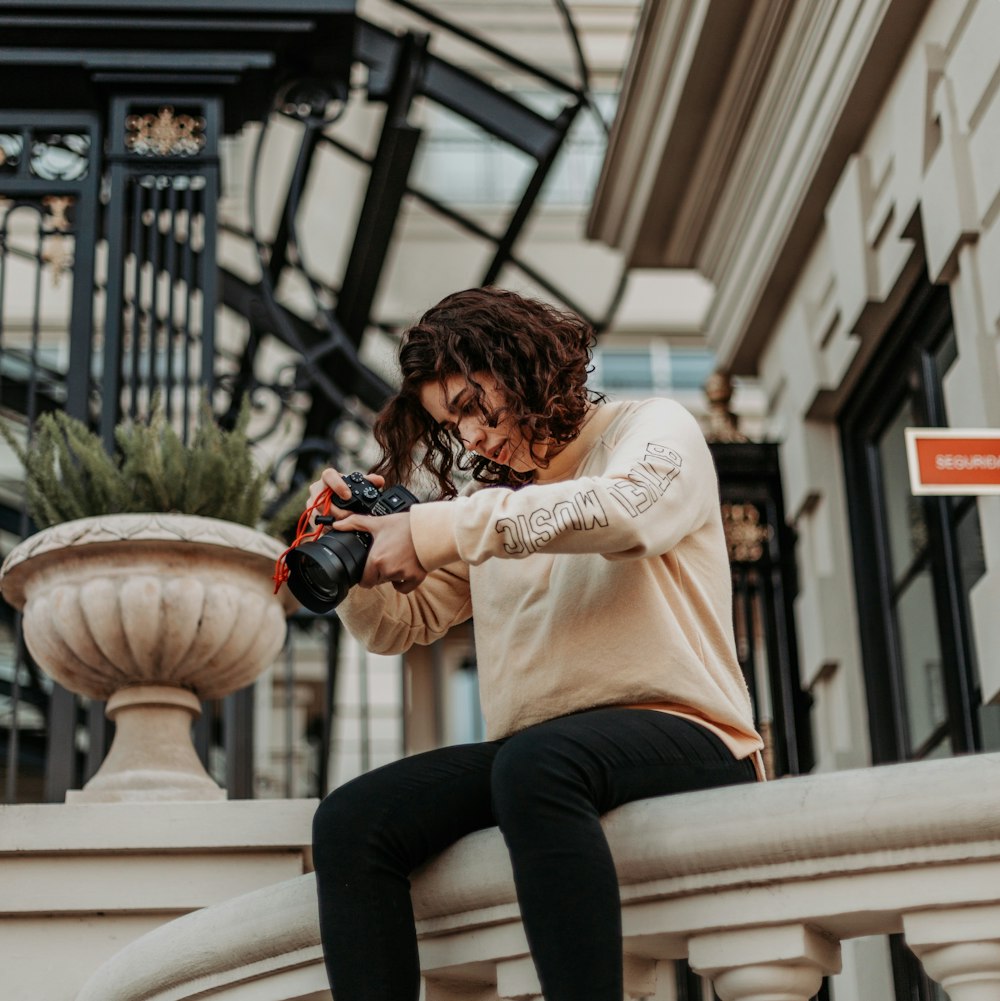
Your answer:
[588,0,726,257]
[704,0,931,372]
[664,0,797,265]
[587,0,795,266]
[590,0,932,374]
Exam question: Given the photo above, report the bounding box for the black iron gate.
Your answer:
[713,440,814,779]
[0,2,357,804]
[0,0,603,804]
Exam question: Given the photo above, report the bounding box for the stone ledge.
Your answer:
[0,799,318,854]
[73,753,1000,1001]
[412,751,1000,919]
[1,851,305,915]
[4,799,320,1000]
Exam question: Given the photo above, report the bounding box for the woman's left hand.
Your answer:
[332,512,428,593]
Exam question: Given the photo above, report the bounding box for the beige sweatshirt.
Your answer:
[337,398,763,765]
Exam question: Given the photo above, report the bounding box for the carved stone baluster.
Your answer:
[423,975,499,1001]
[688,924,841,1001]
[496,956,542,1001]
[904,904,1000,1001]
[494,954,678,1001]
[624,956,678,1001]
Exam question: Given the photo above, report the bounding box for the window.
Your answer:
[597,349,654,390]
[841,281,996,1001]
[591,345,714,396]
[842,282,996,762]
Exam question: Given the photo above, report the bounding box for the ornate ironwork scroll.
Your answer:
[29,133,90,181]
[125,107,207,158]
[722,502,773,563]
[0,134,22,171]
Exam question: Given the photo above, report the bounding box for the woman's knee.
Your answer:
[312,777,381,870]
[491,724,590,824]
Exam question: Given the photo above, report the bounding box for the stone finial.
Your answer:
[703,371,748,443]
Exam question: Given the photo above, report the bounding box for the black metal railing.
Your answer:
[0,2,603,804]
[101,95,222,443]
[712,440,814,780]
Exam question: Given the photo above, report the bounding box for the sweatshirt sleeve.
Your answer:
[409,398,720,571]
[335,559,472,655]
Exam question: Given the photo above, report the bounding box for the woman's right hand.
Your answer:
[306,468,387,529]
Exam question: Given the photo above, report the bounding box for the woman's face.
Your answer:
[419,372,544,473]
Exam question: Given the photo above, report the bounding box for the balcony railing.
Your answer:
[74,750,1000,1001]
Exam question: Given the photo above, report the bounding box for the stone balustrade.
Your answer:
[74,752,1000,1001]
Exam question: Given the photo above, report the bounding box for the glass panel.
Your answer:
[670,348,716,390]
[923,733,953,758]
[0,133,23,173]
[544,143,604,205]
[448,661,484,744]
[978,705,1000,752]
[956,502,986,594]
[954,502,1000,749]
[934,325,957,383]
[600,349,653,390]
[410,93,613,208]
[411,103,537,207]
[29,132,90,182]
[895,569,947,752]
[878,401,928,583]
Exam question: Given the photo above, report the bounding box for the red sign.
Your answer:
[905,428,1000,495]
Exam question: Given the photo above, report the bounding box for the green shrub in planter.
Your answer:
[1,400,270,530]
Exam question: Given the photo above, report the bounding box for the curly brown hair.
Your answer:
[370,287,604,498]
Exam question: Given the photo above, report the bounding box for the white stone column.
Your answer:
[489,954,678,1001]
[688,924,841,1001]
[904,904,1000,1001]
[624,956,678,1001]
[496,956,541,1001]
[423,976,499,1001]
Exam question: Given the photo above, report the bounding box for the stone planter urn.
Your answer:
[0,513,298,802]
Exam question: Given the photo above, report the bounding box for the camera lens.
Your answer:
[285,533,369,613]
[299,555,344,599]
[280,476,420,614]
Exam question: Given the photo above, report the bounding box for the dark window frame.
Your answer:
[840,279,984,764]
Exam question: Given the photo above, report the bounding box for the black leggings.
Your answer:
[312,707,756,1001]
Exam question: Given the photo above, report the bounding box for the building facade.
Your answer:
[590,0,1000,998]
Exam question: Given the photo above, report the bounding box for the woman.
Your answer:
[310,286,763,1001]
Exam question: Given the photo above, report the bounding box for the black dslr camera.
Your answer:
[285,472,420,613]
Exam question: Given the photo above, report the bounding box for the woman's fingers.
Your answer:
[331,514,375,534]
[308,470,388,528]
[333,513,426,591]
[320,468,352,501]
[313,468,388,502]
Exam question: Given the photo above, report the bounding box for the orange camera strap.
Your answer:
[272,486,335,593]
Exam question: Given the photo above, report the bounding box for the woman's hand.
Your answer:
[306,468,386,528]
[332,511,427,594]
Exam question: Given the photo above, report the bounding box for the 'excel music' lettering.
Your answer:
[493,442,682,555]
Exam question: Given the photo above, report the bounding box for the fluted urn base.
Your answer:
[67,685,224,803]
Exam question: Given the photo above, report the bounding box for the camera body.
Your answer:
[285,472,420,613]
